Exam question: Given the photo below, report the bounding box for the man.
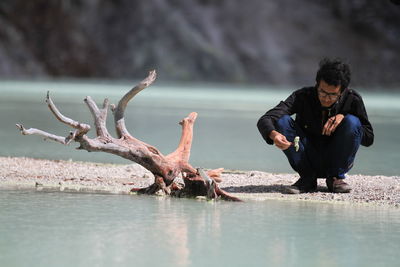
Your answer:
[257,58,374,194]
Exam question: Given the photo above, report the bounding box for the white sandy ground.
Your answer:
[1,157,400,207]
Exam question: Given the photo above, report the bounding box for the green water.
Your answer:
[1,79,399,176]
[1,189,399,267]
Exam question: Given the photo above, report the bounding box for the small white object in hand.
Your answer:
[294,136,300,152]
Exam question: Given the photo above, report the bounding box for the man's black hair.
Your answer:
[390,0,400,5]
[315,58,351,92]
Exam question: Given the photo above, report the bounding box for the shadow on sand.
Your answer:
[221,184,330,194]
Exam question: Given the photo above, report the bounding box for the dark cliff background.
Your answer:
[1,0,399,88]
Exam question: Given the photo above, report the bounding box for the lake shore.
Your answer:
[1,156,399,207]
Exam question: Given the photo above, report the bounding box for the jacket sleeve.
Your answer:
[351,94,374,147]
[257,91,297,145]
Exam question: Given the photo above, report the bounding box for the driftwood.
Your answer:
[16,71,241,201]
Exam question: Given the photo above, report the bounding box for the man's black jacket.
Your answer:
[257,86,374,147]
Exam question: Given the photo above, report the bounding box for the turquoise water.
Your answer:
[1,189,400,267]
[1,80,399,267]
[1,79,400,176]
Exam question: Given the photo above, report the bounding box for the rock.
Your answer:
[0,0,400,86]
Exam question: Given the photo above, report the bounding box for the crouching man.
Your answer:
[257,58,374,193]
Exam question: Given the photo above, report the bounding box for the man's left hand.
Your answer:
[322,114,344,136]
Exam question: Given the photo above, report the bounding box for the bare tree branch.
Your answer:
[46,92,91,136]
[84,96,111,138]
[166,112,197,164]
[16,124,69,145]
[114,70,157,138]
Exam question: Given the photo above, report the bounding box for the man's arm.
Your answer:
[269,130,292,150]
[353,94,374,147]
[257,91,298,145]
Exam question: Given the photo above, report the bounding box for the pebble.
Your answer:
[1,156,400,207]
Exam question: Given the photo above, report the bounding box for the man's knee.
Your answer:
[342,114,361,129]
[275,115,293,132]
[338,114,362,136]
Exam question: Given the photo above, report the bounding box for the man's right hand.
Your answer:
[269,130,291,150]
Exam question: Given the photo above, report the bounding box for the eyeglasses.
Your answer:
[318,88,341,101]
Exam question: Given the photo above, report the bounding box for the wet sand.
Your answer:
[1,156,399,207]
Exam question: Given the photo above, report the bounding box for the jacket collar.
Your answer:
[313,86,349,111]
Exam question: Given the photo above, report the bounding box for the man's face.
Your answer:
[317,80,341,107]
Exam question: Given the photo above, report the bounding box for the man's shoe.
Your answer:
[285,177,317,194]
[326,177,351,193]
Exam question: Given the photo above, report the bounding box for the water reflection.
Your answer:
[148,197,225,266]
[155,197,191,267]
[1,190,400,266]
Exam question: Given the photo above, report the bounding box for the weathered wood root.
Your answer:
[16,70,242,202]
[133,169,242,202]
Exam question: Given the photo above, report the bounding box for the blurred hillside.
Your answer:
[0,0,399,87]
